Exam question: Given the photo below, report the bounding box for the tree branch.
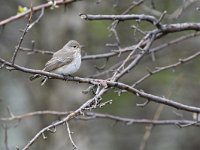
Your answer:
[0,110,69,122]
[0,0,75,26]
[132,50,200,87]
[82,112,200,127]
[1,56,200,113]
[80,14,162,28]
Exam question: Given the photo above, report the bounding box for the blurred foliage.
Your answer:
[17,5,28,14]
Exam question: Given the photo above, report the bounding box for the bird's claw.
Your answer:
[63,75,74,81]
[40,76,48,86]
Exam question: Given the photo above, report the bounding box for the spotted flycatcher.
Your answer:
[30,40,82,81]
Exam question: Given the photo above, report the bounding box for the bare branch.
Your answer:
[2,124,10,150]
[1,110,199,127]
[19,47,53,55]
[66,122,77,149]
[18,31,200,62]
[89,55,137,78]
[2,1,200,150]
[108,0,144,29]
[80,14,162,27]
[150,32,200,53]
[169,0,199,19]
[83,112,199,127]
[132,51,200,87]
[21,112,76,150]
[156,11,167,25]
[27,7,44,30]
[21,88,108,150]
[11,6,44,65]
[0,0,76,26]
[1,57,200,113]
[112,33,155,81]
[0,110,70,122]
[11,23,30,65]
[136,100,149,107]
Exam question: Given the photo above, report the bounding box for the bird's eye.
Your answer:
[73,45,77,48]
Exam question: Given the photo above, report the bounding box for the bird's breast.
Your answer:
[54,52,81,75]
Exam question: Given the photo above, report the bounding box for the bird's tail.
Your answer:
[29,74,41,81]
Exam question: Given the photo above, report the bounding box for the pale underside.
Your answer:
[53,53,81,75]
[43,48,81,75]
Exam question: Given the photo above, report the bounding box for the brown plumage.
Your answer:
[30,40,82,81]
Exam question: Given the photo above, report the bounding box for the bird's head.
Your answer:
[66,40,83,50]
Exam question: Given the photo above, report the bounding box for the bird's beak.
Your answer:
[80,45,85,49]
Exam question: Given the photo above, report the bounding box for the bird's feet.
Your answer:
[63,74,74,81]
[40,76,49,86]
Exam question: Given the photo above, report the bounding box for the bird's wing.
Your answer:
[43,50,75,72]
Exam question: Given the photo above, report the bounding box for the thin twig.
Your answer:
[169,0,199,19]
[156,10,167,26]
[11,6,45,65]
[0,0,75,26]
[19,47,53,55]
[132,50,200,87]
[21,88,108,150]
[66,122,77,149]
[18,32,200,61]
[150,32,200,53]
[0,110,70,122]
[1,111,199,127]
[112,33,155,81]
[83,112,200,127]
[28,7,44,30]
[2,124,10,150]
[109,0,144,29]
[80,14,162,27]
[11,23,30,65]
[89,55,137,78]
[136,100,149,107]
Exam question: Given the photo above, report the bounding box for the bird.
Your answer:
[30,40,82,81]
